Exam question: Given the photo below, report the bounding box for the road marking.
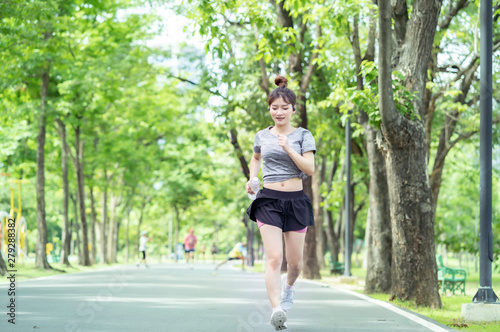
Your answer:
[302,280,453,332]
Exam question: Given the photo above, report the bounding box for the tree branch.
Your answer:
[253,24,269,96]
[439,0,470,30]
[272,0,293,28]
[55,118,77,166]
[222,14,251,27]
[300,24,321,93]
[431,41,500,104]
[168,74,227,99]
[230,127,250,180]
[378,0,398,128]
[448,113,500,150]
[363,6,376,63]
[328,149,340,187]
[392,0,408,46]
[299,19,307,44]
[351,14,363,91]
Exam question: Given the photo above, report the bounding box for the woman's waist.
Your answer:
[263,177,303,192]
[258,187,306,200]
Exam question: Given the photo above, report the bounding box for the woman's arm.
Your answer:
[277,135,315,176]
[286,150,315,176]
[246,152,262,193]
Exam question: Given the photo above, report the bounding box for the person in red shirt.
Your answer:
[183,228,197,268]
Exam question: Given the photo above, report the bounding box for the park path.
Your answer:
[0,262,456,332]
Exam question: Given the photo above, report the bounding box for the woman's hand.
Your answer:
[277,134,292,154]
[246,180,255,194]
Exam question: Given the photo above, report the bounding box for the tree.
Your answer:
[426,1,500,212]
[335,2,393,293]
[55,119,71,265]
[0,0,64,270]
[181,0,325,279]
[377,0,442,307]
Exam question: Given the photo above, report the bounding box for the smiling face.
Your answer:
[269,98,295,127]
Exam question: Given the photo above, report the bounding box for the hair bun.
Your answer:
[274,75,288,88]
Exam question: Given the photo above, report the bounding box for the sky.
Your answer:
[147,6,204,50]
[140,4,222,122]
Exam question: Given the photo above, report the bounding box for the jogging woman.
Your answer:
[246,75,316,331]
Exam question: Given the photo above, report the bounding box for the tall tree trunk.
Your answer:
[101,187,108,264]
[69,218,74,255]
[297,89,320,278]
[0,214,9,274]
[230,127,250,179]
[339,182,359,262]
[335,187,344,256]
[378,0,441,307]
[350,7,392,292]
[323,152,340,262]
[364,128,392,292]
[125,208,131,262]
[324,208,340,261]
[313,157,325,269]
[107,194,120,263]
[75,127,90,266]
[429,62,481,211]
[71,193,82,264]
[243,214,255,267]
[273,0,321,279]
[174,205,180,262]
[35,57,51,270]
[115,221,121,262]
[56,119,71,266]
[302,177,321,279]
[0,253,7,275]
[107,194,115,263]
[168,213,173,259]
[89,185,97,264]
[348,183,355,257]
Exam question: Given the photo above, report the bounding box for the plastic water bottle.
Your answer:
[248,177,260,200]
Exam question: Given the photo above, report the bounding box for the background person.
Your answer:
[198,243,206,261]
[211,243,218,263]
[136,231,151,268]
[215,242,247,271]
[184,228,197,268]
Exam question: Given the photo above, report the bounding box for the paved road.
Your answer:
[0,262,456,332]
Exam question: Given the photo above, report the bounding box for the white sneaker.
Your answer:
[281,274,295,313]
[270,308,287,330]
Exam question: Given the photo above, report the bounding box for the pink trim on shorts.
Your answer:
[257,220,307,233]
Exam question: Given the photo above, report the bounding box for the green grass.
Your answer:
[318,263,500,332]
[368,293,500,331]
[246,261,265,273]
[0,259,121,283]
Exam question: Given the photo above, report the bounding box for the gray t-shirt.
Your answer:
[253,126,316,183]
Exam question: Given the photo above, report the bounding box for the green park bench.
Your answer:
[436,254,467,295]
[326,254,345,275]
[47,252,61,263]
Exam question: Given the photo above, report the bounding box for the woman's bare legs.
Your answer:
[259,225,283,308]
[283,231,306,286]
[279,230,306,313]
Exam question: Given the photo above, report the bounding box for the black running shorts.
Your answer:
[247,188,314,232]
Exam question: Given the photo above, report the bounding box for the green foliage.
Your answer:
[1,0,496,271]
[434,143,500,261]
[392,70,421,121]
[0,0,249,263]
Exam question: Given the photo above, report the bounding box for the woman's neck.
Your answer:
[271,125,295,135]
